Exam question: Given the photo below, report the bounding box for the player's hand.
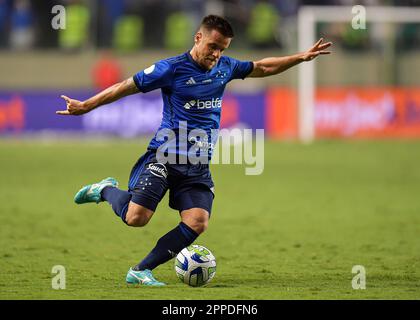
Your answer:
[301,38,332,62]
[56,95,88,115]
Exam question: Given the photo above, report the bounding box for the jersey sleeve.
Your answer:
[133,60,173,93]
[226,57,254,81]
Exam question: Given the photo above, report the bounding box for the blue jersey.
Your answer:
[133,52,253,161]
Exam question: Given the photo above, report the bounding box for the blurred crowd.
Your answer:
[0,0,419,51]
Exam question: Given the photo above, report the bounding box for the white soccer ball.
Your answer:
[175,245,216,287]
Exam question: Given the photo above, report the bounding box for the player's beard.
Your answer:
[192,49,217,70]
[204,56,217,70]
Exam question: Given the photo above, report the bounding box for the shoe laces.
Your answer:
[142,269,158,281]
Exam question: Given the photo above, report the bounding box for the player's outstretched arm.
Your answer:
[248,38,332,78]
[56,77,139,115]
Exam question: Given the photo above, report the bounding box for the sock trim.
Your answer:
[120,202,129,223]
[179,222,198,241]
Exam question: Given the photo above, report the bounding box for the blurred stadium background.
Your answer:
[0,0,420,139]
[1,0,420,299]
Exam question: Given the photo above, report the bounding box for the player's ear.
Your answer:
[195,32,202,44]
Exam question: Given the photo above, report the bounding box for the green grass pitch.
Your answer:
[0,139,419,299]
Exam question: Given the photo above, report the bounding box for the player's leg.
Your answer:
[74,150,167,227]
[124,201,154,227]
[74,182,154,226]
[179,207,209,234]
[127,208,208,286]
[127,182,214,286]
[73,176,135,222]
[103,170,167,227]
[132,208,208,269]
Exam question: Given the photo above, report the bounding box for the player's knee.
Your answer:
[181,209,210,234]
[196,220,208,234]
[125,204,153,227]
[125,214,149,227]
[188,218,208,235]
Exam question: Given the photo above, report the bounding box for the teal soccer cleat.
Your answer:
[74,177,119,204]
[126,268,166,286]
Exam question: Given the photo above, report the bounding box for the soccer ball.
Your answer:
[175,245,216,287]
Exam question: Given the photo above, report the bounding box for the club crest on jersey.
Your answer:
[147,163,168,179]
[183,98,222,110]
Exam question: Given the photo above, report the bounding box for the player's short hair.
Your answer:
[200,15,234,38]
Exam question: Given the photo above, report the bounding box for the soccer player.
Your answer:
[57,15,331,286]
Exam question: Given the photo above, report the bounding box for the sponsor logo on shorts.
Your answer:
[147,163,168,179]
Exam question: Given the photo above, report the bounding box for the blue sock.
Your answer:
[133,222,198,271]
[101,186,132,223]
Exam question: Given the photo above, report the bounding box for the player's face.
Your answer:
[193,29,231,70]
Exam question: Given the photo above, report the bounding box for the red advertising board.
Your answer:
[266,87,420,139]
